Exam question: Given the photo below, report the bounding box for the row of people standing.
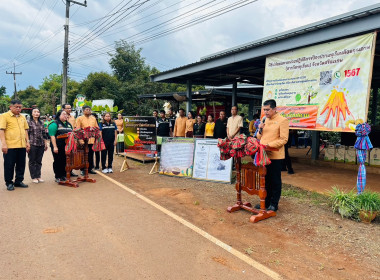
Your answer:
[0,100,120,191]
[156,106,243,140]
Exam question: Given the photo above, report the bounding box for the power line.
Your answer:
[72,0,257,62]
[13,0,48,59]
[70,0,150,55]
[71,0,222,60]
[67,0,133,53]
[100,0,202,39]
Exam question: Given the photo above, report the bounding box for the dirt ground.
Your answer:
[110,154,380,280]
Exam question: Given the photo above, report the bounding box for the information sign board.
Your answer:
[192,139,232,183]
[123,116,156,153]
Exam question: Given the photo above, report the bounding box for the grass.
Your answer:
[282,184,329,206]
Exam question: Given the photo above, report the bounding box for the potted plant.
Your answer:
[355,191,380,223]
[329,187,358,219]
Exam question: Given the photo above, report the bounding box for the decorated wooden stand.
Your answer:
[57,134,96,188]
[227,157,276,223]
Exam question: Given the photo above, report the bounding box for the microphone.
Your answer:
[259,117,266,134]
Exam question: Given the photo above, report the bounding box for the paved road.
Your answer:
[0,150,272,280]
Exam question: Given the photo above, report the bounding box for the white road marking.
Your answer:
[97,171,282,280]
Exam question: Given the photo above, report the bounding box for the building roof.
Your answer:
[150,3,380,87]
[138,89,262,104]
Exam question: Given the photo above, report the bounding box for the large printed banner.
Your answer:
[123,116,157,153]
[263,33,376,132]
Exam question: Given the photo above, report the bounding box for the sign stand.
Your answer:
[120,154,130,172]
[227,157,276,223]
[149,154,160,175]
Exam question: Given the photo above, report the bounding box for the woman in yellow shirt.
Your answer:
[185,111,196,137]
[204,114,215,138]
[115,113,124,134]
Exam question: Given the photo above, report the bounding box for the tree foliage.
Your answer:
[7,41,204,116]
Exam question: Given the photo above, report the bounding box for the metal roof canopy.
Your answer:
[139,89,262,104]
[150,3,380,87]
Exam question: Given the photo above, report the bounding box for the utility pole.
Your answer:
[62,0,87,104]
[6,63,22,100]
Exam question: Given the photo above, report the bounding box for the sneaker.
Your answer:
[60,177,67,182]
[107,168,113,173]
[32,179,39,184]
[55,178,61,183]
[37,178,44,183]
[102,169,109,174]
[80,170,85,176]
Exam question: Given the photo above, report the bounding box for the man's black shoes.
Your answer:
[89,169,97,174]
[267,205,278,212]
[255,203,278,211]
[14,182,28,188]
[6,183,14,191]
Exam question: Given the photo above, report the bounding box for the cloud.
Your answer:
[0,0,379,94]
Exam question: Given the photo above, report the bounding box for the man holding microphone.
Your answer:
[256,99,289,211]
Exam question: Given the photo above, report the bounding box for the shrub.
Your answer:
[328,187,358,219]
[355,191,380,213]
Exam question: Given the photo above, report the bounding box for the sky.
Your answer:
[0,0,379,95]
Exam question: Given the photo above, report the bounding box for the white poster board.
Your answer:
[192,139,232,183]
[159,137,194,177]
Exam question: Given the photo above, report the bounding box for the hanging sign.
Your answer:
[263,32,376,132]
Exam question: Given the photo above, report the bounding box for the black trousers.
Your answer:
[95,151,100,168]
[51,144,66,179]
[88,144,94,170]
[3,148,26,185]
[101,141,114,169]
[265,159,283,209]
[282,145,293,172]
[28,145,45,179]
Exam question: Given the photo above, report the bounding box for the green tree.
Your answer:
[0,86,6,97]
[108,41,204,115]
[17,86,40,108]
[0,96,11,113]
[109,41,149,83]
[80,72,120,101]
[38,74,80,113]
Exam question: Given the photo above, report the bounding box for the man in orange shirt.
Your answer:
[75,105,99,174]
[256,99,289,211]
[173,108,187,137]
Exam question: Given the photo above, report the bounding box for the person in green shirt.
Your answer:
[48,110,73,182]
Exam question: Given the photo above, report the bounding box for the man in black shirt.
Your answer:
[156,110,171,137]
[168,108,176,136]
[213,110,228,139]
